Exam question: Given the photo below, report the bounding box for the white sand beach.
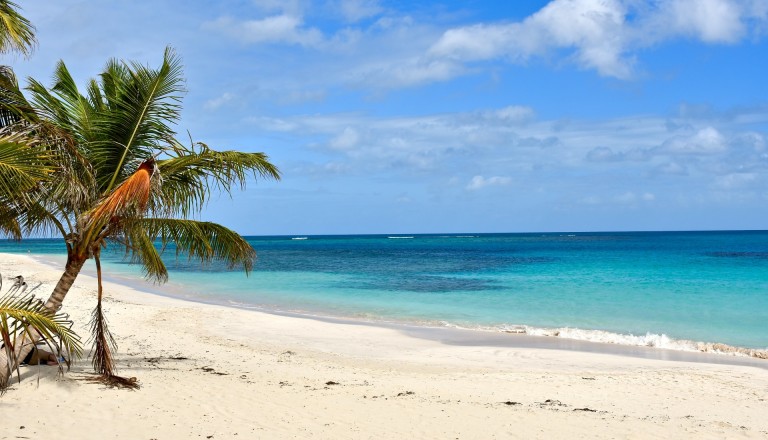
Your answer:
[1,252,767,439]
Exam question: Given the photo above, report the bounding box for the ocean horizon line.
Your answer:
[5,228,768,242]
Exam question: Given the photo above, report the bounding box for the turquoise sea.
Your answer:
[2,230,767,353]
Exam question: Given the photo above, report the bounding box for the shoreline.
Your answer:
[20,251,768,366]
[2,252,768,438]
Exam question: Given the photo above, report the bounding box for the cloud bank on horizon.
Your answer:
[8,0,768,234]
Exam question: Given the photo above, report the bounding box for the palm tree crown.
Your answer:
[15,47,279,279]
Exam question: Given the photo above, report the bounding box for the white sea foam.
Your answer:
[198,298,768,361]
[387,236,414,239]
[473,324,768,360]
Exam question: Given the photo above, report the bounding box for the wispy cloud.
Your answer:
[202,15,324,47]
[334,0,383,22]
[246,104,768,207]
[204,92,235,110]
[466,175,512,190]
[659,127,727,155]
[199,0,768,93]
[329,127,361,150]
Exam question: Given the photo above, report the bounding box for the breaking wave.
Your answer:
[445,323,768,360]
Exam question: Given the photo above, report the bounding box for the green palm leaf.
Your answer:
[0,66,36,127]
[118,218,256,283]
[0,126,51,196]
[0,0,36,57]
[0,198,21,239]
[154,140,280,217]
[0,291,82,356]
[98,47,184,193]
[0,281,83,392]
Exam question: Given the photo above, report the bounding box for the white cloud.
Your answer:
[583,191,655,205]
[334,0,383,22]
[347,57,465,88]
[322,162,351,174]
[649,0,745,43]
[204,92,235,110]
[429,23,517,61]
[738,132,766,151]
[250,0,305,15]
[714,172,758,189]
[491,106,536,124]
[197,0,768,90]
[246,116,300,132]
[329,127,361,150]
[660,127,727,154]
[426,0,768,80]
[429,0,633,78]
[466,175,512,190]
[245,105,768,202]
[203,14,323,46]
[586,146,621,162]
[655,161,688,176]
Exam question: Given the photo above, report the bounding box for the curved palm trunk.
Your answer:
[44,254,87,312]
[0,252,86,386]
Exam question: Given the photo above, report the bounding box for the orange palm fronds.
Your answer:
[88,159,155,229]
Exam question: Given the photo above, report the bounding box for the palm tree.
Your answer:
[0,0,80,392]
[0,47,280,386]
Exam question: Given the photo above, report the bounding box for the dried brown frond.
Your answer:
[87,159,155,229]
[84,374,140,390]
[89,301,117,377]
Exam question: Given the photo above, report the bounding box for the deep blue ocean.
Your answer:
[2,231,767,351]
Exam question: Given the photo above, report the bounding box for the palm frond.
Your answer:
[98,46,184,193]
[118,218,256,283]
[0,289,82,358]
[7,194,69,240]
[26,64,82,135]
[119,228,168,282]
[154,140,280,217]
[88,253,117,376]
[0,199,21,239]
[0,279,83,392]
[0,125,52,196]
[85,159,155,237]
[0,0,36,57]
[0,121,89,240]
[0,66,36,127]
[84,252,139,390]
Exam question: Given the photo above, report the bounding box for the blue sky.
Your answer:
[6,0,768,234]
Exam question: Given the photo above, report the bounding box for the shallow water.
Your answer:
[3,231,767,353]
